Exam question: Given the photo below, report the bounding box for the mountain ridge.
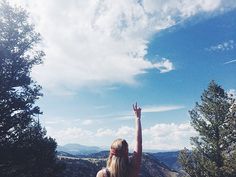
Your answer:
[59,152,183,177]
[57,143,103,155]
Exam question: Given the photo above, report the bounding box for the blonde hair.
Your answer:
[106,139,130,177]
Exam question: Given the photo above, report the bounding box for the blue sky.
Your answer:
[11,0,236,150]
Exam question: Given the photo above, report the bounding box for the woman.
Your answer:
[96,103,142,177]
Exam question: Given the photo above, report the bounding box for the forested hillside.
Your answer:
[59,153,183,177]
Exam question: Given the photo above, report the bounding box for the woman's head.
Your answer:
[110,139,128,158]
[107,139,129,177]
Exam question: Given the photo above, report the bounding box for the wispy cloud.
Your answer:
[142,105,185,113]
[206,40,235,52]
[44,117,76,126]
[45,120,66,125]
[94,105,109,110]
[224,59,236,65]
[115,115,133,120]
[93,104,185,120]
[10,0,236,93]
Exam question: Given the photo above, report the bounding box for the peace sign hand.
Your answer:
[133,102,141,119]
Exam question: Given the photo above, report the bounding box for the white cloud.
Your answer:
[46,122,197,150]
[115,115,133,120]
[9,0,235,93]
[142,105,185,113]
[207,40,235,51]
[96,128,115,137]
[224,59,236,65]
[142,0,222,19]
[153,58,175,73]
[46,127,94,145]
[143,122,197,150]
[116,126,134,138]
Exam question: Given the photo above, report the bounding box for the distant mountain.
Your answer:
[57,151,77,157]
[59,152,184,177]
[57,144,182,170]
[141,153,179,177]
[152,151,181,171]
[57,143,102,155]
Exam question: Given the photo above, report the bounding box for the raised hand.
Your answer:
[133,102,141,119]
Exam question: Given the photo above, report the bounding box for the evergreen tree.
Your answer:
[0,1,64,176]
[179,81,236,177]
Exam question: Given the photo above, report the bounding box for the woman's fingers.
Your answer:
[133,102,141,119]
[133,102,138,110]
[133,102,141,112]
[133,103,137,110]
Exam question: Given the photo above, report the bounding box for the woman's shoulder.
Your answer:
[129,151,138,162]
[96,169,103,177]
[129,151,142,169]
[96,168,110,177]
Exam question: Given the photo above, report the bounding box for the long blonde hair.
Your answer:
[106,139,129,177]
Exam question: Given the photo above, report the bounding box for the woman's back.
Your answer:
[96,103,142,177]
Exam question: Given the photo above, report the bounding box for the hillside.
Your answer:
[140,153,179,177]
[152,151,181,171]
[59,152,182,177]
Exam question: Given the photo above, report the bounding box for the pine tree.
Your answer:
[0,1,64,176]
[179,81,236,177]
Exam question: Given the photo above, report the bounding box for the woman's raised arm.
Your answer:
[132,103,142,175]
